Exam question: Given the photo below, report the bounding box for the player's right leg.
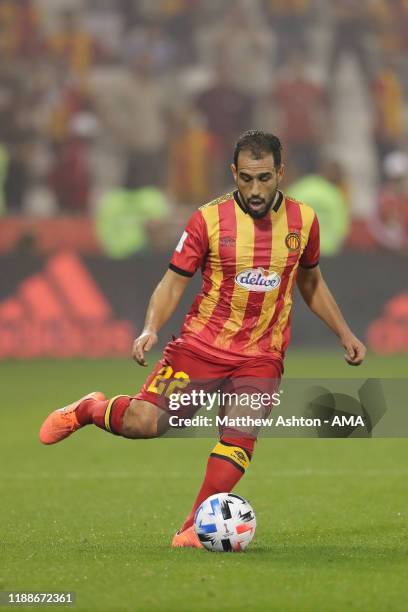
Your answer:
[39,344,193,445]
[39,393,170,445]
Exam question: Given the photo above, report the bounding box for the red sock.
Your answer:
[180,435,255,532]
[76,396,131,435]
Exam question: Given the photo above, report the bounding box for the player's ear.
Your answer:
[231,164,238,182]
[277,164,285,183]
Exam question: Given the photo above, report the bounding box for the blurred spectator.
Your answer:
[167,105,219,206]
[196,2,273,96]
[0,142,6,214]
[371,0,408,59]
[273,49,326,175]
[0,0,42,59]
[4,136,35,213]
[134,0,200,64]
[263,0,313,66]
[47,9,98,77]
[122,18,177,76]
[158,0,200,65]
[117,0,143,31]
[48,112,98,214]
[96,186,170,257]
[328,0,373,84]
[322,159,352,210]
[372,57,404,168]
[0,67,37,214]
[43,61,89,145]
[371,151,408,251]
[196,62,254,188]
[0,77,20,143]
[288,163,350,256]
[90,55,168,190]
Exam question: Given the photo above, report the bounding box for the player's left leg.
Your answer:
[172,432,255,548]
[173,357,282,548]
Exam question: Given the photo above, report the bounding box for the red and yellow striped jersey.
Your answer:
[170,191,319,362]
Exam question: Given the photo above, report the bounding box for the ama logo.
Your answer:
[235,268,281,292]
[0,251,135,358]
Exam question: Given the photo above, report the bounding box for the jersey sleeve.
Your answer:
[300,213,320,268]
[169,210,208,277]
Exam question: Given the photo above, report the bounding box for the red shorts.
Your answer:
[136,339,283,419]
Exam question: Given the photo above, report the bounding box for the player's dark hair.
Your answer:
[233,130,282,169]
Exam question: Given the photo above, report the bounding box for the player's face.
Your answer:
[231,151,285,219]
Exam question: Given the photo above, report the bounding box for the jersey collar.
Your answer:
[233,190,284,215]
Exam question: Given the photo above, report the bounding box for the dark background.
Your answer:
[1,250,406,349]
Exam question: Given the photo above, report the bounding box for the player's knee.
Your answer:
[121,400,164,439]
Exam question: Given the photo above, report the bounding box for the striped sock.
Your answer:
[76,395,131,434]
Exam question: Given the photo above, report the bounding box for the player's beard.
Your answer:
[238,189,278,219]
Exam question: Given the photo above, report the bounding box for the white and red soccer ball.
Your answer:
[194,493,256,552]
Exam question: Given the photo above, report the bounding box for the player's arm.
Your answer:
[132,209,208,366]
[132,269,190,366]
[296,212,366,366]
[296,265,366,366]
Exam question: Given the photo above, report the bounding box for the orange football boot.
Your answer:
[39,391,106,445]
[171,525,203,549]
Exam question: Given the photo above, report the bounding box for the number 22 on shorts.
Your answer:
[147,365,190,397]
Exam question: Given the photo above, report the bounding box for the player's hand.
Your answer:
[340,332,366,366]
[132,330,158,366]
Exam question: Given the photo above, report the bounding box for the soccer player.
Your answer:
[39,130,366,548]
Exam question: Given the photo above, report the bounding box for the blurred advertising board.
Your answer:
[0,250,406,358]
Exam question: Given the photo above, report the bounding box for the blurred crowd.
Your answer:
[0,0,407,252]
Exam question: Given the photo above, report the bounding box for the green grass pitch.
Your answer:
[1,351,407,611]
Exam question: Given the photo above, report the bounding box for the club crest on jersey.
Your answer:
[235,268,281,292]
[285,232,301,251]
